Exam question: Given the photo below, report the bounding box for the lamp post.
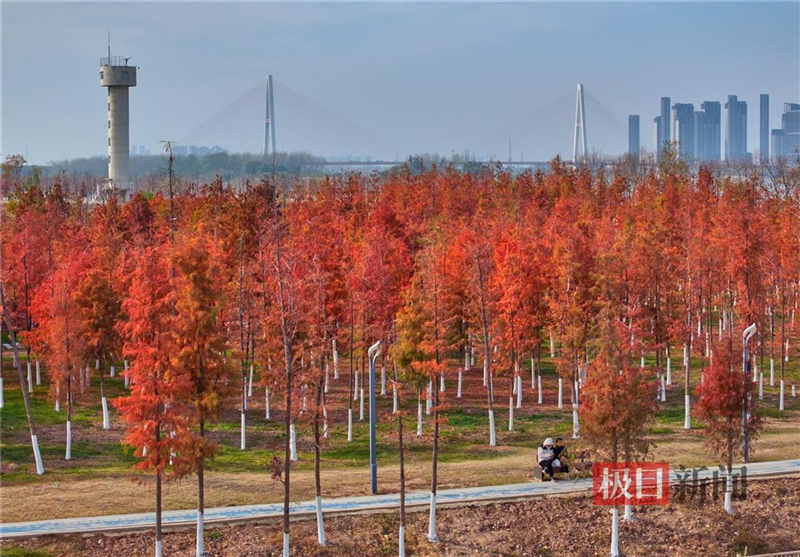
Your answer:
[742,323,756,463]
[368,340,381,494]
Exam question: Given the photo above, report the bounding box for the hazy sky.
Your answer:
[2,1,799,163]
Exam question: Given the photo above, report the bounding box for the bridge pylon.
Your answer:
[264,74,276,157]
[572,83,588,164]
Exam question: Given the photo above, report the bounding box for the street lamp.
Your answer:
[368,340,381,494]
[742,323,756,463]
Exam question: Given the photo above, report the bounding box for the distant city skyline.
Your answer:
[3,2,799,164]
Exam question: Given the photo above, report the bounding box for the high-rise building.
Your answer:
[693,101,721,162]
[653,116,662,154]
[760,94,769,160]
[782,102,800,159]
[672,103,694,160]
[771,129,784,162]
[628,115,640,155]
[660,97,671,148]
[724,95,748,162]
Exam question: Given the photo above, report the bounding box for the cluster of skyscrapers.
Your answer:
[627,94,800,163]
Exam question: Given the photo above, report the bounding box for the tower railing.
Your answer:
[100,56,132,67]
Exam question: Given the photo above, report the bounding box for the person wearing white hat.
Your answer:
[538,438,556,478]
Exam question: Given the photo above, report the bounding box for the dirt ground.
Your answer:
[2,354,799,524]
[4,477,799,557]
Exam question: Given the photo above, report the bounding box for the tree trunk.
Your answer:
[417,389,423,437]
[398,409,406,557]
[7,329,44,473]
[780,287,786,410]
[314,355,326,545]
[684,342,691,429]
[610,506,620,557]
[155,423,163,557]
[428,374,440,541]
[99,360,110,430]
[196,415,205,557]
[282,336,293,557]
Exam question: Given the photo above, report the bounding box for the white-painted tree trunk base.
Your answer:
[347,408,353,442]
[779,381,785,411]
[240,412,246,450]
[623,503,633,521]
[324,366,329,395]
[354,373,359,401]
[724,473,733,514]
[36,360,41,386]
[248,365,254,397]
[572,407,580,439]
[32,433,44,474]
[516,375,522,408]
[55,398,60,412]
[537,376,543,404]
[102,396,110,430]
[110,365,115,378]
[0,377,4,408]
[381,368,386,395]
[508,397,514,431]
[27,362,33,393]
[290,423,298,461]
[283,532,290,557]
[488,409,497,447]
[759,373,764,400]
[65,421,73,461]
[332,340,339,380]
[457,370,462,398]
[196,511,204,557]
[124,375,130,390]
[440,374,445,392]
[770,359,775,386]
[793,384,797,397]
[660,374,666,402]
[398,525,406,557]
[427,492,437,542]
[684,395,691,429]
[316,495,326,545]
[265,389,271,420]
[393,384,398,413]
[666,357,671,385]
[426,381,433,414]
[417,398,423,437]
[610,507,620,557]
[155,539,162,557]
[360,388,365,421]
[550,333,555,358]
[557,378,563,409]
[323,407,329,438]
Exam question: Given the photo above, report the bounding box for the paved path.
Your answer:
[2,459,798,539]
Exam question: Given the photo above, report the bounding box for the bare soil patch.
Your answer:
[4,477,799,556]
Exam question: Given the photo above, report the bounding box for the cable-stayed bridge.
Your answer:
[179,77,627,164]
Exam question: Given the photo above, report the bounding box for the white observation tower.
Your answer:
[99,42,136,198]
